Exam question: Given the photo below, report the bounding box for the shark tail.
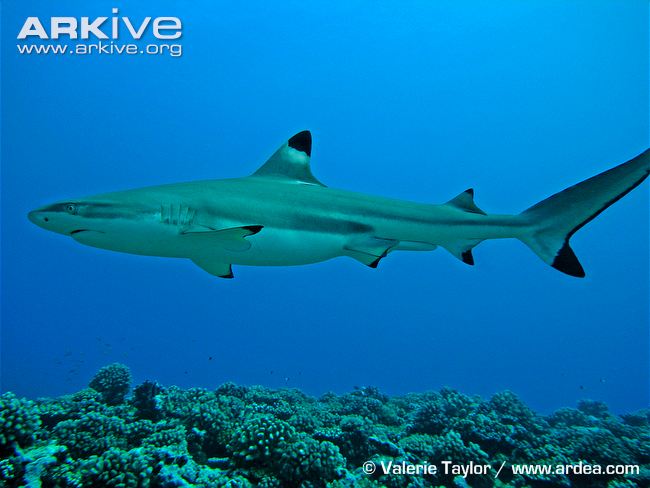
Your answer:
[518,148,650,277]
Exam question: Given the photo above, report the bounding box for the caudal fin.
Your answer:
[519,148,650,277]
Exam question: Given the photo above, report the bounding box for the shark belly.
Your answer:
[71,221,190,258]
[69,207,349,266]
[219,227,346,266]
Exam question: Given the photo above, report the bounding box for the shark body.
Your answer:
[29,131,649,278]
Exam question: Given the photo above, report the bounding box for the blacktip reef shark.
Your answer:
[29,131,649,279]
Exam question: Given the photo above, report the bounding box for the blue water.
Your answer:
[2,1,648,414]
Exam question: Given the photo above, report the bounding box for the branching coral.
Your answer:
[154,386,238,459]
[133,380,166,421]
[78,446,154,487]
[228,415,295,467]
[279,436,345,485]
[408,388,478,436]
[0,392,42,454]
[89,363,132,406]
[52,410,129,458]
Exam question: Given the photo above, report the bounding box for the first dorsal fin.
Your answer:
[446,188,486,215]
[252,131,325,186]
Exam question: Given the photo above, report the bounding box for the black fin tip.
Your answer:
[552,242,585,278]
[242,225,264,235]
[219,266,234,279]
[287,131,312,156]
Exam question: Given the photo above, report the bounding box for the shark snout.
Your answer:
[28,209,50,227]
[28,206,80,236]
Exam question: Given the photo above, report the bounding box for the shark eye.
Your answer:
[65,204,77,215]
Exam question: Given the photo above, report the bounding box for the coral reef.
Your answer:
[0,364,648,487]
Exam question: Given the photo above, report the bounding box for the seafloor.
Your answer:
[0,364,648,488]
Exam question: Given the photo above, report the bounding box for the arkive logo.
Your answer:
[17,8,181,40]
[16,8,183,57]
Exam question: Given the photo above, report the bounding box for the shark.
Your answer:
[28,131,649,279]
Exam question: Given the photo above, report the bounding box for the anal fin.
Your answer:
[440,239,483,266]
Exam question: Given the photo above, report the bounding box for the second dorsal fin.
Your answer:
[252,131,324,186]
[446,189,486,215]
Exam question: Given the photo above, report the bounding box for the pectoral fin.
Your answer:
[191,257,234,278]
[181,225,263,251]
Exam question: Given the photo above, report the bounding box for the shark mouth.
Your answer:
[70,229,104,235]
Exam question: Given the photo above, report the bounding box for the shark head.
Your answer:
[27,196,195,256]
[27,200,134,245]
[30,201,95,235]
